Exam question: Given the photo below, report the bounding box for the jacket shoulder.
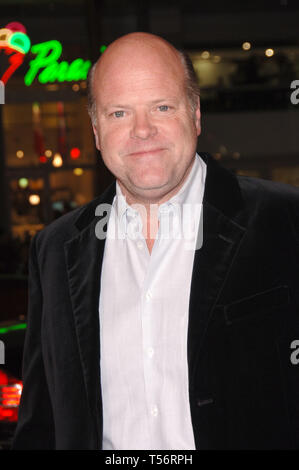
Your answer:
[237,174,299,205]
[237,174,299,234]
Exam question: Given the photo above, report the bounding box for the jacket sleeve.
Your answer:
[12,233,55,449]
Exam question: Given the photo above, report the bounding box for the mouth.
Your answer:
[128,148,164,157]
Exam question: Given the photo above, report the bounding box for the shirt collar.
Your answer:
[158,152,206,213]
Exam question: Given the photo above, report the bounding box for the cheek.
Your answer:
[98,125,125,154]
[166,116,197,147]
[98,127,128,175]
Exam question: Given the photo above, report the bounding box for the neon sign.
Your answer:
[24,40,91,86]
[1,22,92,86]
[0,22,31,84]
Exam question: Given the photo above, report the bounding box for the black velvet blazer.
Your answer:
[12,153,299,449]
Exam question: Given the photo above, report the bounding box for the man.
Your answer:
[13,32,299,450]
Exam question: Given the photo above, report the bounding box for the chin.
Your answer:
[132,176,169,192]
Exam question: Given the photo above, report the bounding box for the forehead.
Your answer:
[93,43,185,106]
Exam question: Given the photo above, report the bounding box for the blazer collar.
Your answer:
[200,152,244,216]
[74,180,116,232]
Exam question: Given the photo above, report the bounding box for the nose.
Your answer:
[130,110,157,140]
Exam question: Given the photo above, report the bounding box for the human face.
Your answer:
[93,43,201,205]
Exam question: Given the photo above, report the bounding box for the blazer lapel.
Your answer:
[64,182,116,436]
[188,154,247,381]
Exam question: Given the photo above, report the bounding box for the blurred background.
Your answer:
[0,0,299,446]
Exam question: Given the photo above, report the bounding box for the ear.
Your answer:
[195,98,201,136]
[92,124,101,151]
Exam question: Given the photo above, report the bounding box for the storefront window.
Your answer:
[3,93,95,169]
[189,46,299,112]
[272,166,299,186]
[9,177,44,239]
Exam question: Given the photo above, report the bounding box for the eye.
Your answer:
[158,105,169,112]
[113,110,125,118]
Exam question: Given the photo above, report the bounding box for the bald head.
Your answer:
[87,32,200,126]
[99,32,181,68]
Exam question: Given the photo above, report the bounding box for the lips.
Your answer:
[128,148,164,157]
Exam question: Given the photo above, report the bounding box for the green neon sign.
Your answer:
[1,21,107,86]
[24,40,92,86]
[0,323,27,335]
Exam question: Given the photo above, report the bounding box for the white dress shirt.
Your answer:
[99,153,206,450]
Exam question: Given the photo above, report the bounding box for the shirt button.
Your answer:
[137,240,143,249]
[147,347,154,358]
[127,208,137,218]
[151,405,159,417]
[145,290,152,302]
